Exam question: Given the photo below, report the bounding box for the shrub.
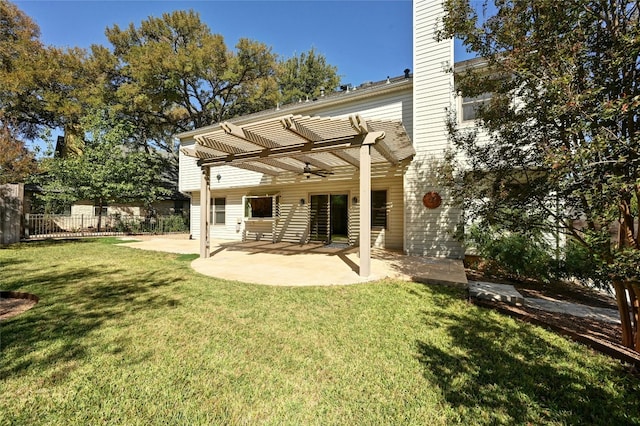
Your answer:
[467,225,554,282]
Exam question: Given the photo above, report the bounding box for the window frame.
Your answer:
[93,205,108,216]
[211,197,226,225]
[371,190,388,230]
[460,92,492,122]
[243,195,280,220]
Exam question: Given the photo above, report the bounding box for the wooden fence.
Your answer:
[24,214,189,239]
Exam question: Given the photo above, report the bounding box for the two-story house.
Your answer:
[177,1,475,277]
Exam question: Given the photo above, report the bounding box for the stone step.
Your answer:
[469,281,525,306]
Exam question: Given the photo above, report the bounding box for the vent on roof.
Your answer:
[404,68,411,78]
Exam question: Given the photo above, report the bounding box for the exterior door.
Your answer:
[309,194,348,243]
[330,194,348,243]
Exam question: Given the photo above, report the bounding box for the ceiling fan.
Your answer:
[302,162,333,179]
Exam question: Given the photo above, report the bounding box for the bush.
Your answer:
[158,215,189,233]
[467,225,554,282]
[561,239,613,291]
[112,214,188,234]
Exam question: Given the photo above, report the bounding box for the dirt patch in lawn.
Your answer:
[0,291,38,321]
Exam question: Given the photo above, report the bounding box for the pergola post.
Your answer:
[359,142,372,277]
[200,166,211,258]
[358,131,384,278]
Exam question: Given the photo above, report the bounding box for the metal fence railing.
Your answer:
[24,214,189,239]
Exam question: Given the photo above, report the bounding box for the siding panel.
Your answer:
[196,167,405,250]
[408,0,464,258]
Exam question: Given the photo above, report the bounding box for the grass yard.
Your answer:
[1,238,639,425]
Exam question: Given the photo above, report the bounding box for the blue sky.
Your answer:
[14,0,475,87]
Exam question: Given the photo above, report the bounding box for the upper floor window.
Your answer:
[461,93,491,122]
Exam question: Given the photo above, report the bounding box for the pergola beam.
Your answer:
[373,139,399,165]
[257,158,304,173]
[331,150,360,168]
[221,121,280,149]
[233,162,280,176]
[281,116,323,142]
[196,134,364,167]
[198,136,247,155]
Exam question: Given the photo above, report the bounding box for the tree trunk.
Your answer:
[97,199,103,232]
[613,280,639,352]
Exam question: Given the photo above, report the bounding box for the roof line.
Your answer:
[176,77,413,140]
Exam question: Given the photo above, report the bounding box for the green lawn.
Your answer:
[1,238,639,425]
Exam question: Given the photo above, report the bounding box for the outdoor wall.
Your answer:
[152,200,189,216]
[197,166,405,250]
[71,202,143,217]
[0,184,23,244]
[407,0,464,258]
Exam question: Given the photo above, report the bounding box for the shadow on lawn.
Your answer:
[414,292,640,424]
[0,250,185,381]
[2,238,96,250]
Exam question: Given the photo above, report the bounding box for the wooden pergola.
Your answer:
[180,114,415,278]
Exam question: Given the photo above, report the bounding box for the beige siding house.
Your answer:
[178,1,473,274]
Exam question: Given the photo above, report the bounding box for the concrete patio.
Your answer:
[119,235,468,287]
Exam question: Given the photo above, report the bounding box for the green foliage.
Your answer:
[103,10,279,152]
[2,2,343,182]
[562,238,610,289]
[34,109,170,211]
[440,0,640,283]
[0,0,44,139]
[0,2,94,140]
[467,225,554,282]
[0,120,36,184]
[277,47,341,104]
[113,214,188,234]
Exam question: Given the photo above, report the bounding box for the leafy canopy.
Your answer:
[37,110,169,211]
[439,0,640,281]
[0,1,93,140]
[0,120,36,184]
[278,47,341,105]
[103,9,280,152]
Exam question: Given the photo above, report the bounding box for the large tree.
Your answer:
[439,0,640,350]
[1,1,92,140]
[0,0,46,139]
[103,10,280,153]
[277,47,341,105]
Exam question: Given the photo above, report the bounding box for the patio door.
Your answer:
[310,194,348,243]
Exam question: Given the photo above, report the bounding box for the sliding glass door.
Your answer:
[309,194,348,243]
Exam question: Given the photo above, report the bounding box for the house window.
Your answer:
[244,195,280,219]
[173,200,184,215]
[371,190,387,229]
[94,205,108,216]
[461,93,491,121]
[211,197,225,225]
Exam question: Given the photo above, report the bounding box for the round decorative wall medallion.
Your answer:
[422,191,442,209]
